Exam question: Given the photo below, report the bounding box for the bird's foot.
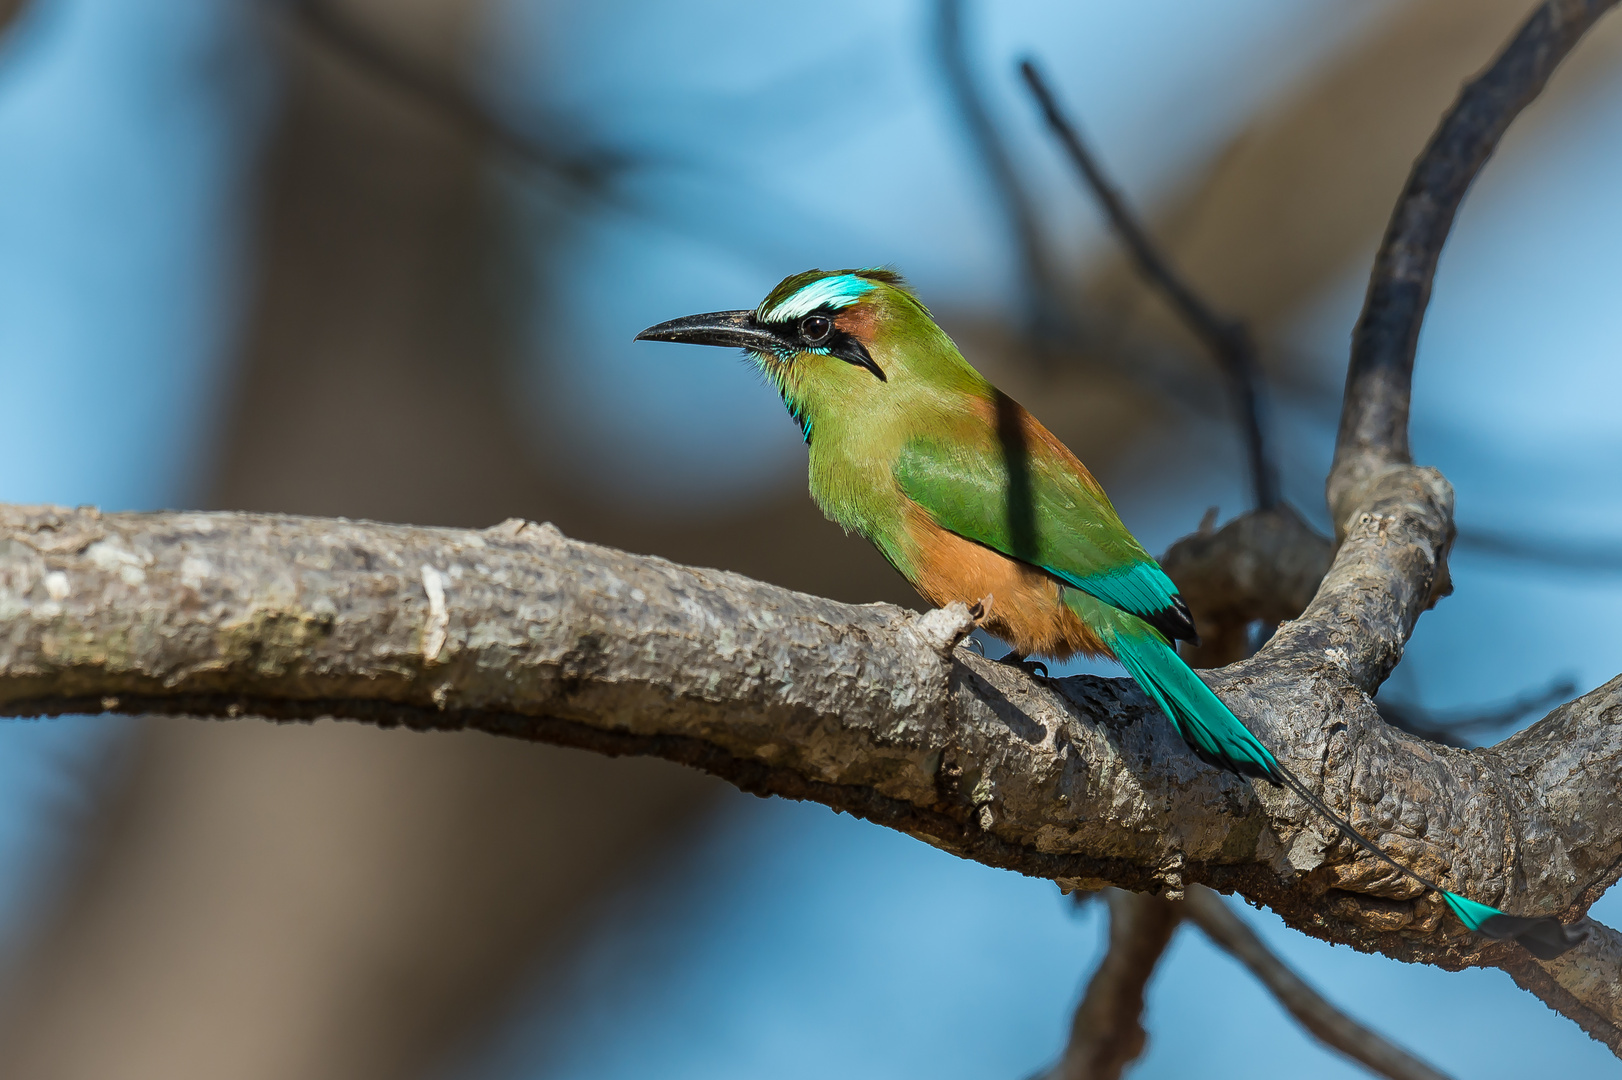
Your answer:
[997,650,1048,680]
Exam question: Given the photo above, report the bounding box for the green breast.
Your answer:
[778,295,995,581]
[805,410,920,574]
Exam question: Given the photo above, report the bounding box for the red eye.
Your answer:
[798,315,833,346]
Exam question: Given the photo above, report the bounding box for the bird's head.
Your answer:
[635,269,971,440]
[634,266,926,379]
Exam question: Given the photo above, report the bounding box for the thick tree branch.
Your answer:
[1159,504,1333,667]
[1331,0,1620,526]
[0,500,1617,1040]
[1498,920,1622,1050]
[1183,886,1452,1080]
[0,0,1616,1058]
[1303,6,1622,1046]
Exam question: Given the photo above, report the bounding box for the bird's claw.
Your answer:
[997,650,1048,680]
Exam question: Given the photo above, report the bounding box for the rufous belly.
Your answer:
[901,503,1108,661]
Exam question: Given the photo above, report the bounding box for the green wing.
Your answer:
[894,436,1187,632]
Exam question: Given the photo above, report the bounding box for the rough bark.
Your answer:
[0,499,1616,1049]
[1331,0,1621,522]
[1084,0,1622,363]
[1,0,1619,1064]
[1159,504,1334,667]
[0,5,714,1079]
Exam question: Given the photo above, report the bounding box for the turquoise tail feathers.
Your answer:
[1440,891,1502,931]
[1270,764,1588,960]
[1093,604,1282,783]
[1442,889,1585,960]
[1067,590,1585,959]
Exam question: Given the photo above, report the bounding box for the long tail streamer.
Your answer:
[1098,611,1587,960]
[1268,760,1585,960]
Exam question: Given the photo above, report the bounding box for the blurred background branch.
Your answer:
[1181,886,1453,1080]
[1044,887,1453,1080]
[1456,526,1622,571]
[1042,891,1180,1080]
[277,0,630,195]
[933,0,1071,353]
[0,0,28,42]
[1021,58,1279,511]
[1159,503,1332,667]
[0,0,1620,1077]
[1377,675,1578,747]
[1332,0,1620,519]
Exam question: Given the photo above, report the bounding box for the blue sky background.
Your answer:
[0,0,269,963]
[1,0,1620,1076]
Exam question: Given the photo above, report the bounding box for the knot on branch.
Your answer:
[1328,461,1452,545]
[1160,504,1332,667]
[484,516,564,546]
[908,601,978,658]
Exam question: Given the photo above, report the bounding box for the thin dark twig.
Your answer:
[279,0,631,195]
[1020,58,1279,510]
[934,0,1071,350]
[1334,0,1619,496]
[1183,886,1454,1080]
[1379,675,1577,748]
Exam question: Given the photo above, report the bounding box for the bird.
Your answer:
[637,266,1583,959]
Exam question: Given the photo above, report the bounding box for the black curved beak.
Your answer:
[634,310,780,352]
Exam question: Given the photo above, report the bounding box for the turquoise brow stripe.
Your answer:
[758,274,876,323]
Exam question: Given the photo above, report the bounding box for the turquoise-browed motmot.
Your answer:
[637,267,1580,958]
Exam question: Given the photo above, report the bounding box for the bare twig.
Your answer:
[1045,890,1181,1080]
[278,0,629,194]
[1378,676,1578,747]
[1184,886,1453,1080]
[1331,0,1621,525]
[934,0,1070,348]
[1020,58,1279,510]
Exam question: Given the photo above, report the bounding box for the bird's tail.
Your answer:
[1106,619,1281,782]
[1094,608,1586,959]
